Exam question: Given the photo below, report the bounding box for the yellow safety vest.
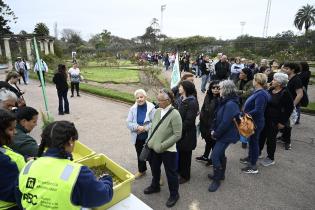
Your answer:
[19,156,82,210]
[0,146,26,210]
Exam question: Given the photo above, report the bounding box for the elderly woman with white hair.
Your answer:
[208,80,240,192]
[259,73,294,167]
[126,89,156,179]
[0,88,17,111]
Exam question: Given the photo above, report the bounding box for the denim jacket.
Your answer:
[126,101,156,144]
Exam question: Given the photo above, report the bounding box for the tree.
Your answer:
[0,0,17,34]
[19,30,27,35]
[294,4,315,34]
[61,28,78,42]
[88,29,111,49]
[34,22,49,36]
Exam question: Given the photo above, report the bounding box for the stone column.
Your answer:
[44,39,49,55]
[25,39,33,62]
[49,40,54,54]
[3,38,12,70]
[39,41,44,52]
[0,44,2,56]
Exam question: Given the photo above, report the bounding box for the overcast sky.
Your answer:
[6,0,313,40]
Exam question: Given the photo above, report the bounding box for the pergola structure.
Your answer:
[0,34,55,70]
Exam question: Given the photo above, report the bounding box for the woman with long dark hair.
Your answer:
[0,109,26,210]
[53,64,69,115]
[196,80,220,166]
[176,81,199,184]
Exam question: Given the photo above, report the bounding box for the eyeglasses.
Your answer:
[212,86,220,90]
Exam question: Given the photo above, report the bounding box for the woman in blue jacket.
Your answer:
[16,121,113,209]
[208,80,240,192]
[240,73,271,174]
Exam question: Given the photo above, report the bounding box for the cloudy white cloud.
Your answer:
[6,0,312,40]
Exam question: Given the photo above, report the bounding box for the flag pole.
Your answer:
[33,37,49,115]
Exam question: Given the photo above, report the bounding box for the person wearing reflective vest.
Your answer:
[17,121,113,210]
[0,109,26,210]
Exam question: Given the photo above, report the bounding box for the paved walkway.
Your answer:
[1,73,314,210]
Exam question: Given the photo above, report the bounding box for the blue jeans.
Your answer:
[296,105,301,123]
[211,141,230,168]
[248,126,263,166]
[24,70,29,83]
[195,66,201,77]
[201,74,210,92]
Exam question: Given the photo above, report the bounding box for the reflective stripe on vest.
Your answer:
[19,157,81,210]
[0,146,26,209]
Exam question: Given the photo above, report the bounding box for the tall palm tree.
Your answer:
[294,4,315,34]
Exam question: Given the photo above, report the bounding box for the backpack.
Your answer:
[300,87,309,107]
[233,113,255,138]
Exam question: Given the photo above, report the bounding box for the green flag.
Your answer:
[171,52,180,88]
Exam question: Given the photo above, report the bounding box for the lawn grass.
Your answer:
[86,59,134,67]
[81,67,140,83]
[29,72,134,104]
[301,102,315,114]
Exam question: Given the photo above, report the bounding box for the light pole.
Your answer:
[240,21,246,35]
[161,5,166,34]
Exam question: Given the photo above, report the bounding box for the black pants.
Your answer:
[71,82,80,96]
[282,125,291,145]
[259,120,279,160]
[149,150,179,197]
[178,150,192,180]
[203,137,216,158]
[36,71,46,85]
[57,89,69,114]
[135,138,147,173]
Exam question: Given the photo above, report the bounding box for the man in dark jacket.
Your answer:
[214,55,230,81]
[9,107,39,159]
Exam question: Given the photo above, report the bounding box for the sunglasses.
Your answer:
[212,86,220,90]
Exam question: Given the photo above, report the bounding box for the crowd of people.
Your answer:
[126,53,311,207]
[0,51,312,209]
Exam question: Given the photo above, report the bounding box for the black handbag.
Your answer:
[139,108,174,161]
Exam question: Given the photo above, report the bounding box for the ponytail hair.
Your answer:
[38,121,78,159]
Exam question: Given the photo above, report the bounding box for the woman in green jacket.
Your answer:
[144,89,182,208]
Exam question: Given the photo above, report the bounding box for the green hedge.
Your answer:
[80,83,134,104]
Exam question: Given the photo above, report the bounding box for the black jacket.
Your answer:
[215,61,230,80]
[176,96,199,151]
[200,60,210,76]
[199,92,219,139]
[53,72,68,91]
[265,87,294,125]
